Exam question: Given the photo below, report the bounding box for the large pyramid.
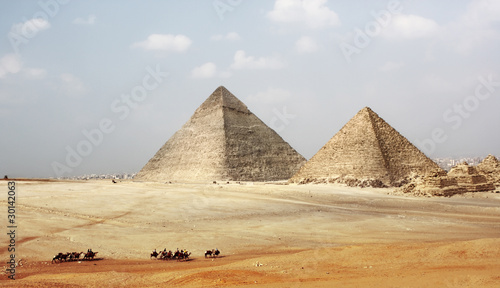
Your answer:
[135,86,306,182]
[290,107,442,186]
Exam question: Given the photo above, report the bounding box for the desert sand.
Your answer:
[1,180,500,287]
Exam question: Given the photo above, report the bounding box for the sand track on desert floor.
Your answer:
[1,180,499,287]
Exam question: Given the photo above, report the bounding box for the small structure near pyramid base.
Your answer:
[290,107,442,187]
[397,170,466,197]
[135,86,306,183]
[448,162,496,192]
[476,155,500,188]
[396,162,495,197]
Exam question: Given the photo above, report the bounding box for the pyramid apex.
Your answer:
[196,86,250,114]
[215,85,229,92]
[353,107,379,122]
[359,106,376,114]
[484,154,498,161]
[353,107,376,116]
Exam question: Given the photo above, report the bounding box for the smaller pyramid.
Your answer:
[290,107,442,187]
[477,155,500,173]
[477,155,500,186]
[135,86,306,182]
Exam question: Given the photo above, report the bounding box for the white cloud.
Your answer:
[73,14,97,25]
[211,32,241,41]
[447,0,500,54]
[247,87,291,104]
[462,0,500,27]
[23,68,47,79]
[132,34,192,52]
[267,0,340,29]
[191,62,217,79]
[225,32,241,41]
[230,50,284,70]
[0,54,22,78]
[379,61,405,72]
[59,73,86,97]
[218,70,233,78]
[295,36,319,53]
[0,54,47,80]
[451,28,497,55]
[382,14,439,39]
[10,18,50,38]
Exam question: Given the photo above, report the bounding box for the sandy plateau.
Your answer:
[1,180,500,287]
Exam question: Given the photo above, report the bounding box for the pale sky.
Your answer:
[1,0,499,178]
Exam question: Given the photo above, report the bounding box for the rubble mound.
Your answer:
[296,176,388,188]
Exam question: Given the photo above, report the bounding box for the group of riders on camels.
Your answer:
[150,248,192,261]
[52,249,98,263]
[53,247,220,263]
[204,248,220,258]
[150,248,220,261]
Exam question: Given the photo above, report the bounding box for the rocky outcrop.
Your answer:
[135,86,306,183]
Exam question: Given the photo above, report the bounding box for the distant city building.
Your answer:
[434,157,491,171]
[59,173,136,180]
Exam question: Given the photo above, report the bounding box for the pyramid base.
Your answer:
[291,176,389,188]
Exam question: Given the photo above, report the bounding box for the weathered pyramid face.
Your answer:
[290,107,442,186]
[135,86,306,182]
